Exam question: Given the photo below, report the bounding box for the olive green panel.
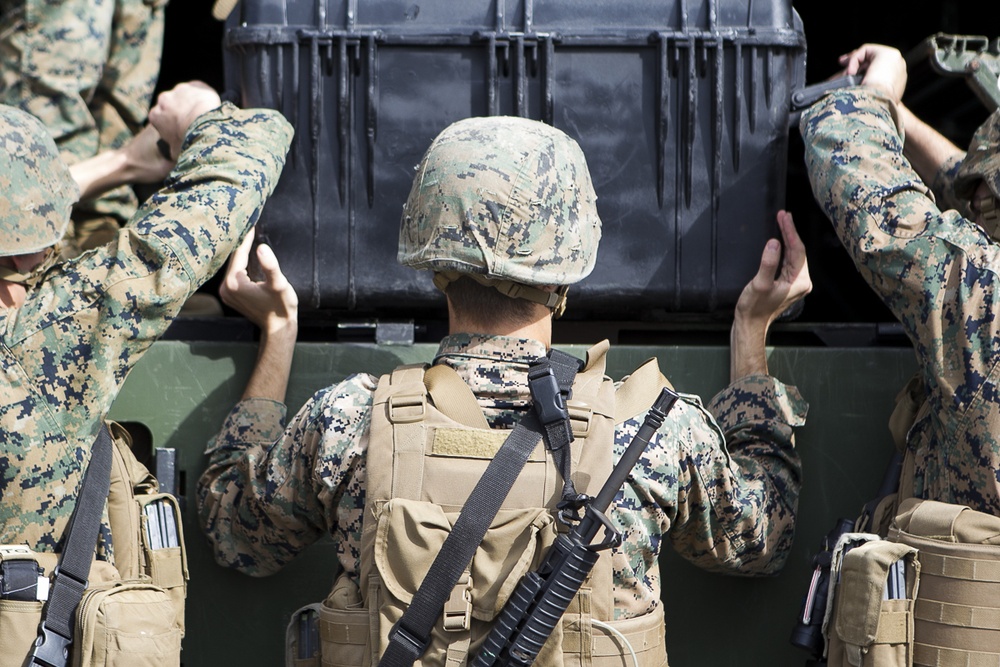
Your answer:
[109,340,917,667]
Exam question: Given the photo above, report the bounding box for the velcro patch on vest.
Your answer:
[431,428,527,459]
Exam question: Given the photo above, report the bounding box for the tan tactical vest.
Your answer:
[823,375,1000,667]
[312,342,670,667]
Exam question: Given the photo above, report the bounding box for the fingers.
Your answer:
[754,238,781,289]
[836,44,885,74]
[834,44,906,102]
[255,243,280,276]
[838,46,870,76]
[255,243,291,290]
[228,231,255,278]
[149,81,223,159]
[776,210,813,298]
[776,210,805,264]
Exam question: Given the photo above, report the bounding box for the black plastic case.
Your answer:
[225,0,806,317]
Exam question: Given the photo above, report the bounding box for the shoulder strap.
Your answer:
[424,364,490,429]
[379,351,580,667]
[615,357,675,424]
[27,424,114,667]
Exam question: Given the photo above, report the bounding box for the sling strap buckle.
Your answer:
[442,571,473,632]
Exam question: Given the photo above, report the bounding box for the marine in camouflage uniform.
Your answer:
[800,45,1000,514]
[0,98,293,556]
[198,116,811,625]
[0,0,168,254]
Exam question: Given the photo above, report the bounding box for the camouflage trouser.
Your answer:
[0,0,168,255]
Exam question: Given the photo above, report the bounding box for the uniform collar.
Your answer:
[434,333,547,365]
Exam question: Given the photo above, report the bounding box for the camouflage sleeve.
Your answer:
[197,373,376,577]
[801,89,1000,435]
[664,377,804,575]
[130,103,293,294]
[930,153,970,215]
[7,104,293,442]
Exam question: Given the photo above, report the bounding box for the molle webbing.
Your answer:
[890,499,1000,667]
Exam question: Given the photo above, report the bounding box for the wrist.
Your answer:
[730,316,770,381]
[732,310,772,338]
[261,316,298,341]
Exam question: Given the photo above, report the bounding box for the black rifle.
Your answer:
[473,387,679,667]
[789,518,855,665]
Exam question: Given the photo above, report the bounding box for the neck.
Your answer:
[448,310,553,349]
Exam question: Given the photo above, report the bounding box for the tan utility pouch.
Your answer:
[0,546,52,667]
[0,547,181,667]
[73,579,182,667]
[107,422,188,635]
[827,540,919,667]
[286,603,322,667]
[0,423,187,667]
[370,499,560,667]
[890,498,1000,667]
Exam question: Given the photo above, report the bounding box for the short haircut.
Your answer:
[445,276,540,327]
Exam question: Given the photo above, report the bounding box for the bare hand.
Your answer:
[735,210,812,328]
[220,232,298,335]
[838,44,907,103]
[148,81,222,161]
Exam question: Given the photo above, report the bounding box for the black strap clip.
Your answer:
[556,492,590,526]
[528,362,573,449]
[26,625,71,667]
[387,622,430,661]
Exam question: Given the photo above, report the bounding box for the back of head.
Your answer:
[955,108,1000,204]
[0,106,78,258]
[398,116,601,315]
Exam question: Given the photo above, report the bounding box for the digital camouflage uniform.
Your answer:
[198,333,806,619]
[0,0,168,253]
[0,103,293,555]
[801,89,1000,513]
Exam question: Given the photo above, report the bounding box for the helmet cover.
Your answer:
[0,106,77,258]
[398,116,601,287]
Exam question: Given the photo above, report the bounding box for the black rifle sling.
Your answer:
[27,424,114,667]
[378,351,580,667]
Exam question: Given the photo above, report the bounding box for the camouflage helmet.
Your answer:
[0,106,77,258]
[955,108,1000,204]
[398,116,601,311]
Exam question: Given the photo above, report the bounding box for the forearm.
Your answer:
[729,317,769,381]
[242,322,298,401]
[70,147,132,201]
[133,104,293,289]
[898,104,964,187]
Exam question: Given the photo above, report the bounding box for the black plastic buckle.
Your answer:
[388,623,430,660]
[527,365,569,427]
[27,625,71,667]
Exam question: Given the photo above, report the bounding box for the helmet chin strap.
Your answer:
[433,271,570,318]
